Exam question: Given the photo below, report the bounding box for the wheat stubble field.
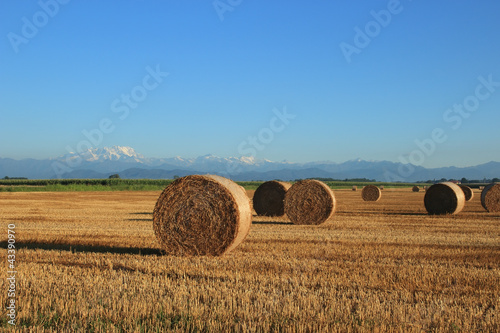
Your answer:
[1,188,499,332]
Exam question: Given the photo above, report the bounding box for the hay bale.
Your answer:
[352,186,357,191]
[253,181,291,216]
[380,185,384,190]
[458,185,474,202]
[153,175,252,256]
[284,179,336,225]
[361,185,381,201]
[481,183,500,212]
[424,182,465,215]
[412,186,420,192]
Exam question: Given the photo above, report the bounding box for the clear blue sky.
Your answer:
[1,0,499,168]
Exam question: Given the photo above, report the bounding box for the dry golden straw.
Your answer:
[361,185,381,202]
[424,182,465,215]
[253,181,291,216]
[153,175,252,256]
[412,186,420,192]
[284,179,336,225]
[458,185,474,202]
[481,183,500,212]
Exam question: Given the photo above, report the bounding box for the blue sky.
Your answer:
[1,0,499,168]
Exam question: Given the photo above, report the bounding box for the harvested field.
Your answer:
[1,188,499,331]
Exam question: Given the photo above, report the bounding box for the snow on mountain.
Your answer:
[1,146,499,181]
[60,146,146,163]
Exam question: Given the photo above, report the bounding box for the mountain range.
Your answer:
[1,146,499,182]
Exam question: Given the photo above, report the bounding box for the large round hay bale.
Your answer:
[253,181,291,216]
[458,185,474,201]
[361,185,381,201]
[284,179,336,225]
[481,183,500,212]
[412,186,420,192]
[424,182,465,215]
[153,175,252,256]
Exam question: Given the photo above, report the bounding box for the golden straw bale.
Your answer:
[284,179,336,225]
[253,181,291,216]
[361,185,382,202]
[424,182,465,215]
[153,175,252,256]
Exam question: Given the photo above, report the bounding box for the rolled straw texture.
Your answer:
[458,185,474,202]
[253,181,291,216]
[284,179,336,225]
[153,175,252,256]
[481,183,500,212]
[361,185,382,202]
[424,182,465,215]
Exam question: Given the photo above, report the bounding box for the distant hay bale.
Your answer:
[380,185,384,190]
[481,183,500,212]
[424,182,465,215]
[479,186,485,190]
[284,179,336,225]
[412,186,420,192]
[458,185,474,202]
[153,175,252,256]
[253,181,291,216]
[361,185,381,202]
[352,186,357,191]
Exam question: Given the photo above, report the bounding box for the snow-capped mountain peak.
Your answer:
[61,146,145,163]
